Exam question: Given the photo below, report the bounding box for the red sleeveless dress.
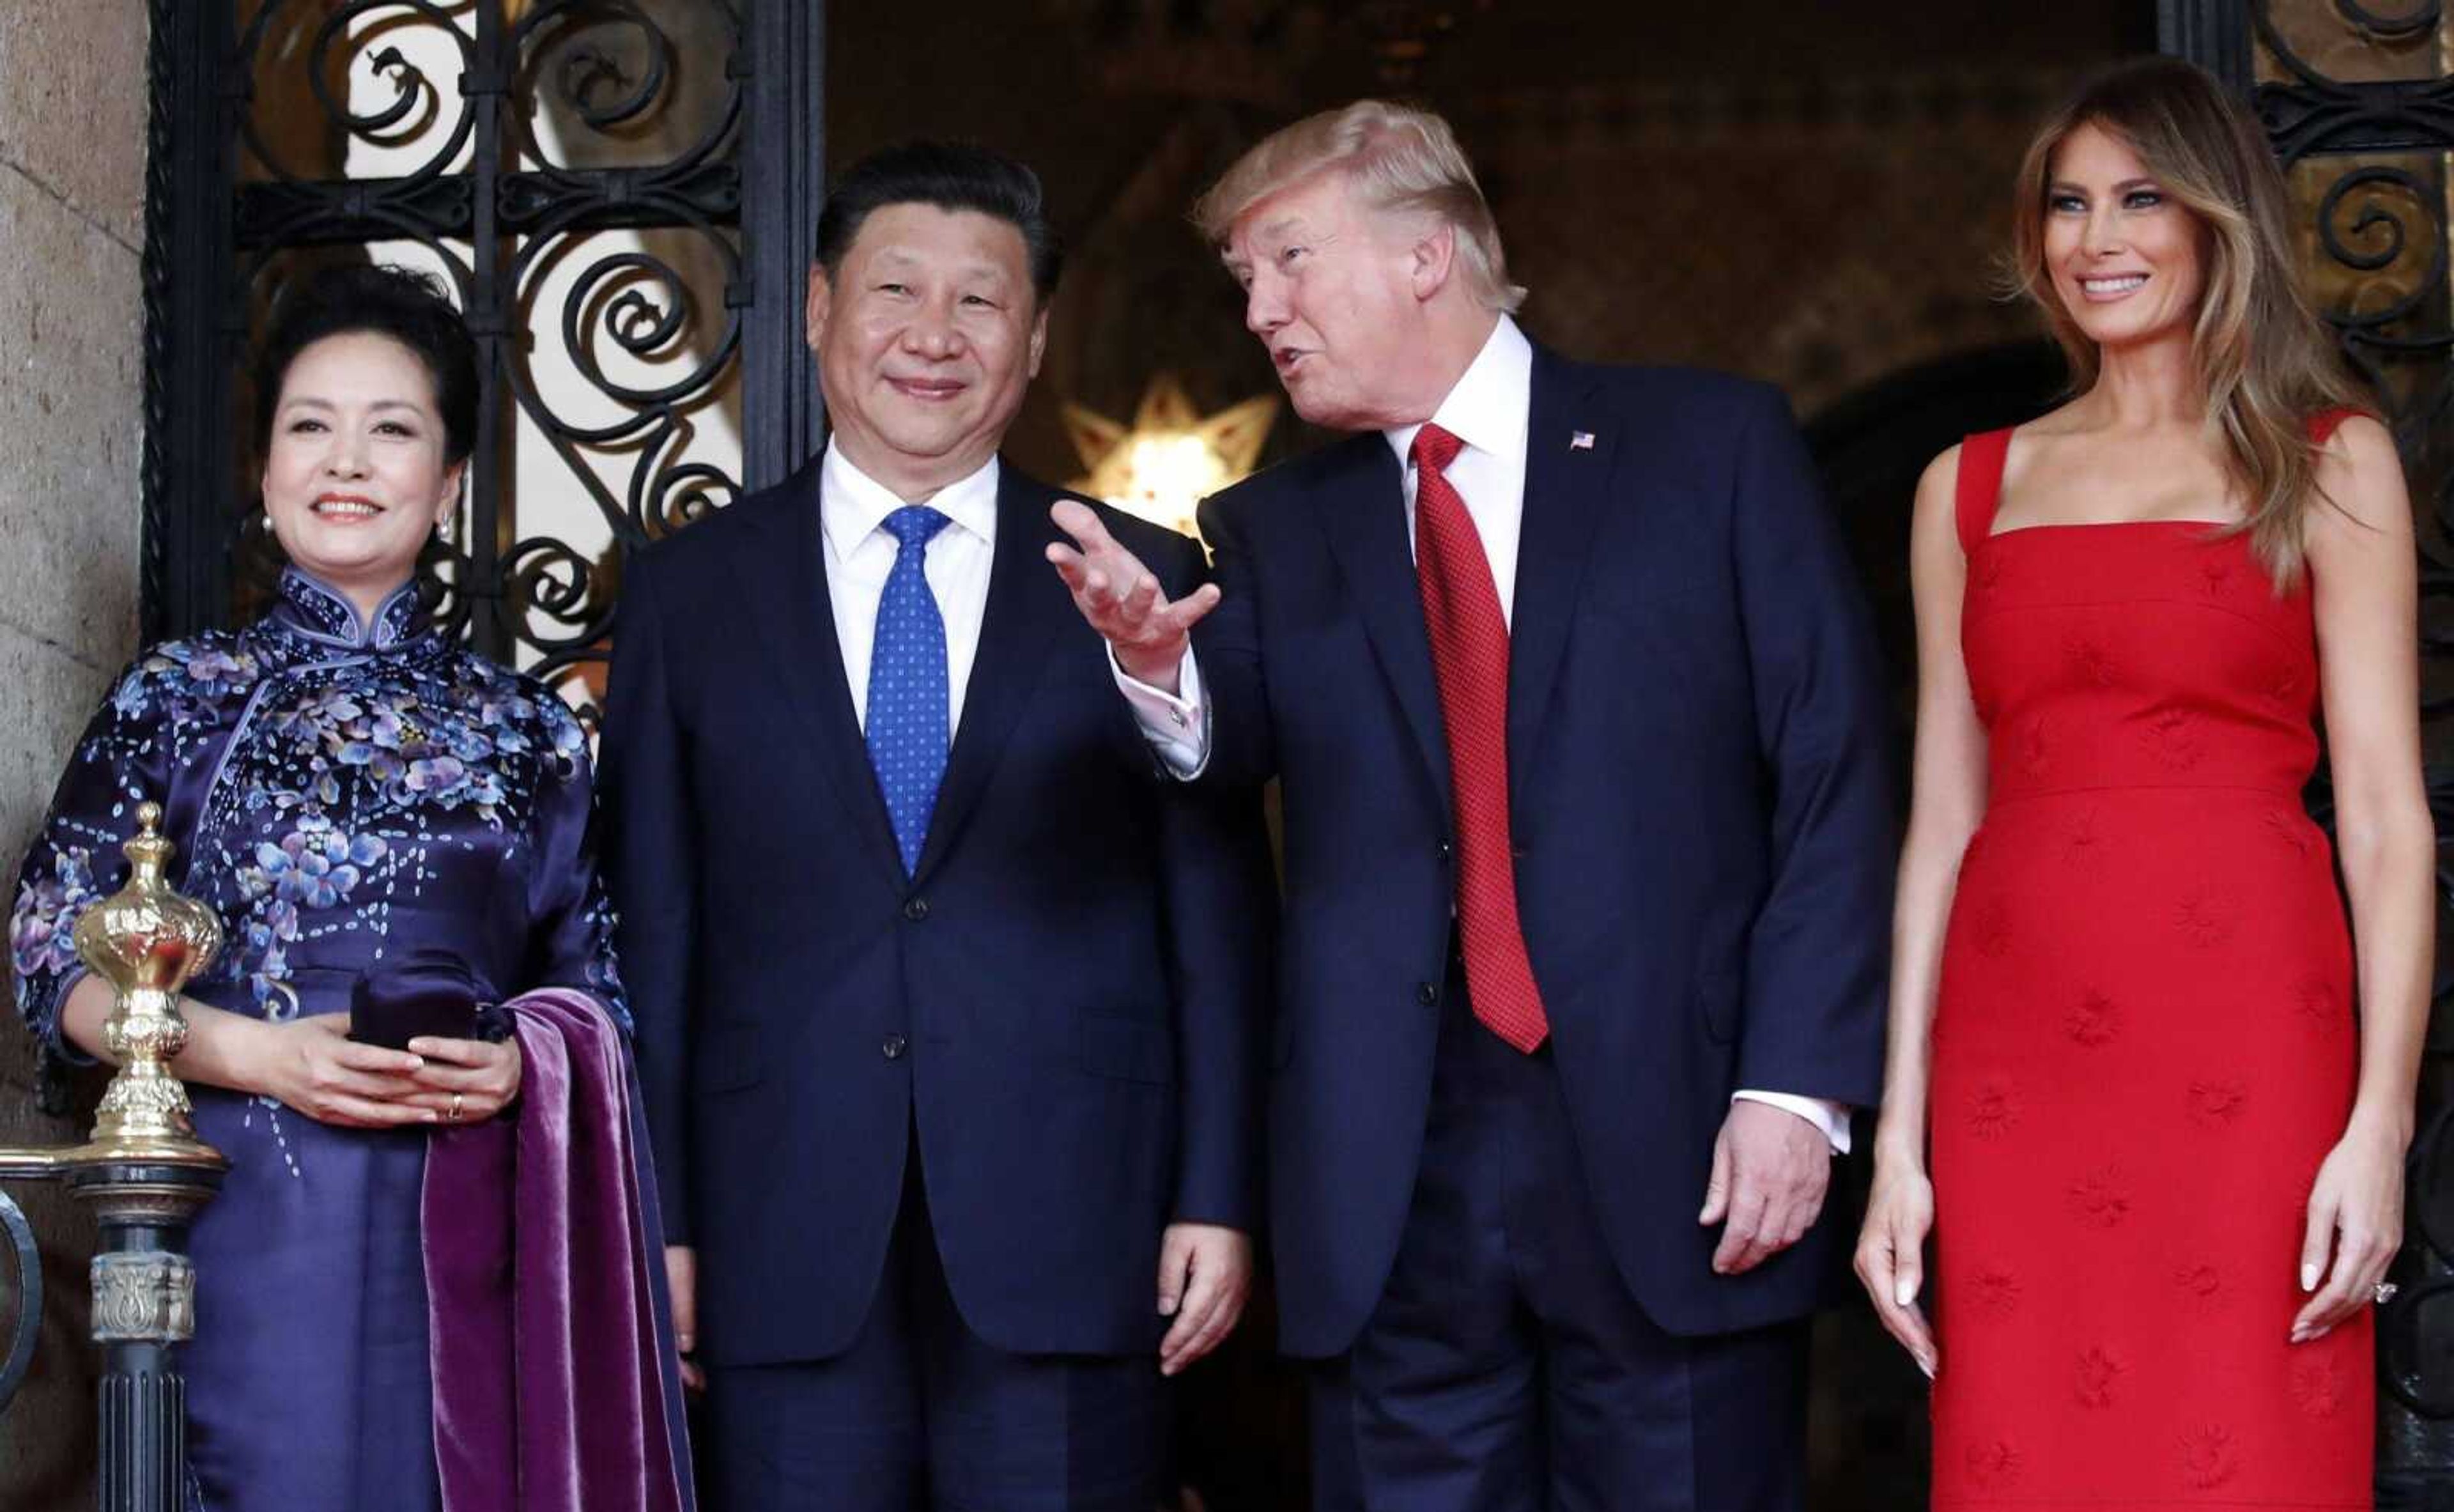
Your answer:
[1927,417,2373,1509]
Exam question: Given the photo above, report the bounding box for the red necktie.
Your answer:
[1411,422,1550,1053]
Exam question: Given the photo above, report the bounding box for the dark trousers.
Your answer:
[704,1136,1169,1512]
[1309,964,1808,1512]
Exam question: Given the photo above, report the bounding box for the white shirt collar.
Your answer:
[1384,314,1532,472]
[819,442,1001,559]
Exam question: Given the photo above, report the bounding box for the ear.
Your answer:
[435,459,467,528]
[1026,305,1050,380]
[805,264,832,352]
[1409,222,1459,303]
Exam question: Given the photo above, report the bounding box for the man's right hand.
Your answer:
[665,1244,704,1393]
[1046,500,1220,691]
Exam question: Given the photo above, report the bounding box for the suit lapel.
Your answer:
[1313,437,1453,814]
[1508,350,1615,807]
[909,466,1070,883]
[730,465,907,884]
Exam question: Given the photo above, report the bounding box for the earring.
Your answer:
[436,513,456,544]
[260,512,273,534]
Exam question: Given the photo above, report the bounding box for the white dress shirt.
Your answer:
[1122,317,1851,1151]
[821,442,1000,735]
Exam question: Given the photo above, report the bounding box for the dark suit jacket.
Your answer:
[1194,348,1895,1357]
[599,458,1270,1367]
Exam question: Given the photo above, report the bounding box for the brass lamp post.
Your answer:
[0,800,231,1512]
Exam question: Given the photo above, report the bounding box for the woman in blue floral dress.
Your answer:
[8,267,640,1511]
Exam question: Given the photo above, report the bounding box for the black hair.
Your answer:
[813,141,1063,302]
[253,264,480,465]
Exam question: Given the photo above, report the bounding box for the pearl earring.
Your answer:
[437,513,456,544]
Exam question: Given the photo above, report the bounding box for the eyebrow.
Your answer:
[277,396,431,415]
[2048,176,2163,195]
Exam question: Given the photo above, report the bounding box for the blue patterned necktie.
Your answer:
[865,504,952,876]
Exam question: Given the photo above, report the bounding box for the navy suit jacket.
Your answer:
[1193,349,1895,1356]
[600,459,1270,1367]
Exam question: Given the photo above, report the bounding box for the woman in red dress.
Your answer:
[1856,58,2430,1508]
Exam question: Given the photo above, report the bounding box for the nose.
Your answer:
[2082,202,2124,258]
[325,429,369,478]
[902,295,964,359]
[1244,268,1288,338]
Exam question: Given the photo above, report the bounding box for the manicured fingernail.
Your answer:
[1919,1355,1936,1380]
[422,1109,438,1123]
[2301,1263,2320,1292]
[1895,1279,1916,1308]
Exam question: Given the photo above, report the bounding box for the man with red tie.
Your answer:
[1051,101,1896,1509]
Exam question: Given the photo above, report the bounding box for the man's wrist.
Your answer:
[1117,638,1186,695]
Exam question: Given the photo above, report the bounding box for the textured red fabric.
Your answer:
[1927,414,2371,1508]
[1412,422,1549,1053]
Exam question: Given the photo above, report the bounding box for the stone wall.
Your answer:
[0,3,151,1507]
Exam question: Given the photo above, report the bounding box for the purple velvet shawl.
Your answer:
[421,987,694,1512]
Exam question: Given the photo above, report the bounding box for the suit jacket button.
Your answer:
[1436,838,1453,862]
[902,897,930,922]
[1417,982,1439,1006]
[882,1033,909,1060]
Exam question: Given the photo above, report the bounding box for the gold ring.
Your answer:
[447,1092,464,1123]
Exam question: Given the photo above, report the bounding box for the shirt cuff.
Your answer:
[1110,644,1209,780]
[1732,1090,1852,1155]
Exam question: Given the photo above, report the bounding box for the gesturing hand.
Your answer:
[251,1014,430,1128]
[1046,500,1220,691]
[1699,1099,1832,1276]
[1157,1222,1252,1377]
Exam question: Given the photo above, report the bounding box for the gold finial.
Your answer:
[70,800,226,1164]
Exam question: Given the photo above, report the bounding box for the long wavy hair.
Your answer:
[2006,56,2361,587]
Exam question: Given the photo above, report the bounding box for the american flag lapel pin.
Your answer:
[1569,430,1595,451]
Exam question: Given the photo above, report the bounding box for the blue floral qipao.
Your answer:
[9,567,625,1512]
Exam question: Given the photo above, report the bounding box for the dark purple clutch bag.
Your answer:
[347,948,511,1050]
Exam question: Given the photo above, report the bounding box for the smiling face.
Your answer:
[1223,171,1444,432]
[805,202,1047,499]
[2042,121,2209,355]
[261,331,461,612]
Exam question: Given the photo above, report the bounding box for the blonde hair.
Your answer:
[2007,57,2363,588]
[1192,100,1527,314]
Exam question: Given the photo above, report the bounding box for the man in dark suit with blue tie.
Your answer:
[600,143,1270,1511]
[1053,102,1896,1509]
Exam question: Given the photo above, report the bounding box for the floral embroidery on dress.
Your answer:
[2067,1165,2133,1229]
[2065,987,2121,1047]
[1964,1439,2021,1492]
[2179,1423,2240,1489]
[1970,1264,2023,1315]
[2187,1077,2248,1129]
[10,568,626,1106]
[2290,1355,2345,1419]
[2172,885,2237,948]
[2073,1345,2124,1408]
[1968,1079,2021,1139]
[2173,1262,2225,1313]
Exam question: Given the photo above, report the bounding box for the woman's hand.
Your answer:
[2292,1111,2407,1343]
[1855,1147,1939,1378]
[403,1033,524,1125]
[251,1015,433,1127]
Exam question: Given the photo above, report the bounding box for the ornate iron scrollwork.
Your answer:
[212,1,752,708]
[0,1189,40,1414]
[145,1,822,715]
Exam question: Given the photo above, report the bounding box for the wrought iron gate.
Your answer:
[2165,2,2454,1501]
[143,0,824,704]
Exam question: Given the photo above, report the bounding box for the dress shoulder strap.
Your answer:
[2308,406,2366,445]
[1954,428,2016,556]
